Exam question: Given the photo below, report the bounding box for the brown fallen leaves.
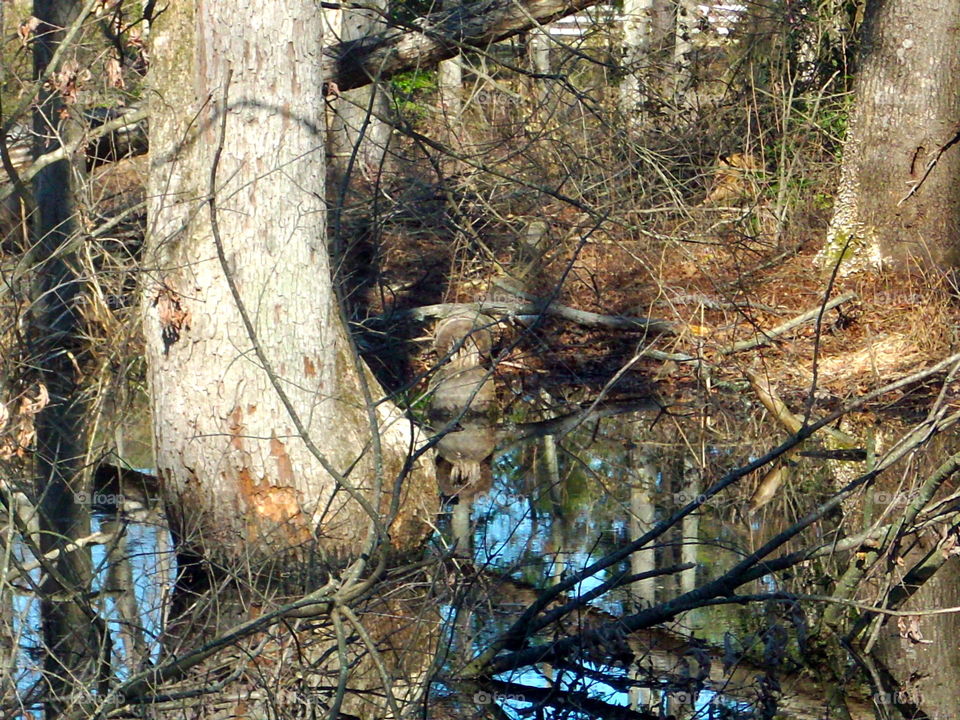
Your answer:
[0,384,49,460]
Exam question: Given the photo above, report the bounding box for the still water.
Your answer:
[4,398,894,719]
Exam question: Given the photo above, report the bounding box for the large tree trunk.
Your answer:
[822,0,960,271]
[142,5,440,716]
[144,0,436,595]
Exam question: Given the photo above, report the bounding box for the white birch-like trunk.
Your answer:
[619,0,654,114]
[672,0,697,105]
[529,26,551,76]
[438,57,463,120]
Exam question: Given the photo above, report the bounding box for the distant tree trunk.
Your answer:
[619,0,653,115]
[528,27,551,79]
[438,57,463,123]
[31,1,102,714]
[438,52,463,179]
[672,0,697,105]
[822,0,960,271]
[437,0,464,175]
[327,0,394,278]
[328,0,393,187]
[144,0,436,612]
[619,0,671,115]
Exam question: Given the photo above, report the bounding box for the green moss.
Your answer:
[819,225,879,273]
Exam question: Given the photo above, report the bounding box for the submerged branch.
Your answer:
[498,398,666,446]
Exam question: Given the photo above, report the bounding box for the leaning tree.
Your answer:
[818,0,960,715]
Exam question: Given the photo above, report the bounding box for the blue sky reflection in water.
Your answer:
[10,507,174,716]
[471,450,631,611]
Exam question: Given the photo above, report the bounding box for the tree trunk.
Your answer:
[31,0,103,713]
[437,0,464,176]
[672,0,697,105]
[144,0,436,592]
[627,444,657,605]
[619,0,654,115]
[872,560,960,719]
[822,0,960,271]
[680,454,699,595]
[619,0,680,117]
[327,0,394,283]
[328,0,394,185]
[438,58,463,122]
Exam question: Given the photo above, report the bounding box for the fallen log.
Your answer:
[366,300,678,335]
[722,292,857,355]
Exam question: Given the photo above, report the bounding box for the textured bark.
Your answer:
[872,560,960,720]
[823,0,960,270]
[144,1,436,576]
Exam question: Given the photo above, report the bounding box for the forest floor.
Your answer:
[347,162,960,424]
[62,110,960,431]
